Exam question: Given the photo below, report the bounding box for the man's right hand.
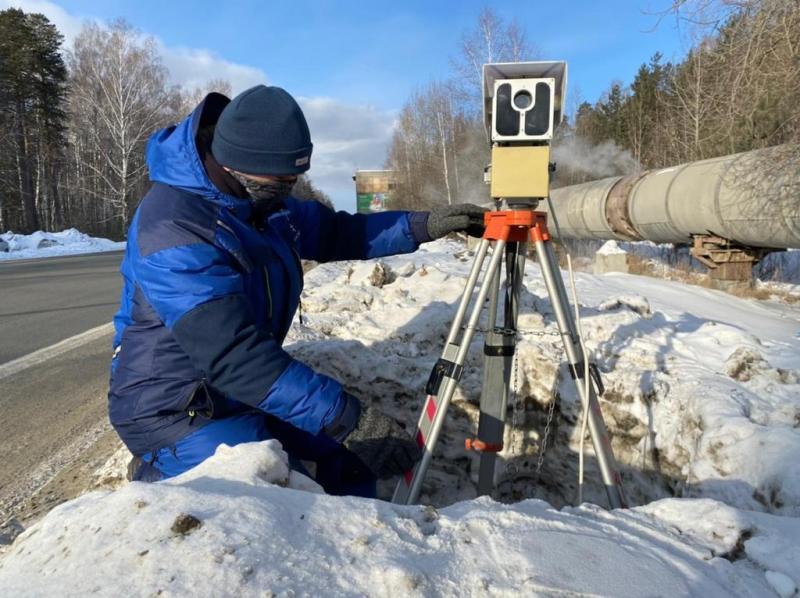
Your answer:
[341,401,422,479]
[426,204,487,240]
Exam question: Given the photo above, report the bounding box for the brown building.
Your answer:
[353,170,396,213]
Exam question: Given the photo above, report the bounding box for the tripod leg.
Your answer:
[474,242,526,495]
[532,238,627,509]
[393,239,508,505]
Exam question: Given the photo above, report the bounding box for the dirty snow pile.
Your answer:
[288,240,800,514]
[1,239,798,596]
[0,228,124,260]
[1,439,798,597]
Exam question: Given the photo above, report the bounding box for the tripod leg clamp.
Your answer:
[425,358,464,395]
[465,438,503,452]
[568,362,605,396]
[484,342,515,356]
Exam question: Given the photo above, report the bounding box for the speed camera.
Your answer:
[483,61,567,142]
[482,61,568,199]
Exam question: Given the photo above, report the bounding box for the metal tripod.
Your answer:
[392,207,627,509]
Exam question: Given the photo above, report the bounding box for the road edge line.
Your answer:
[0,323,114,381]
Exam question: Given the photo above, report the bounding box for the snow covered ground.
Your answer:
[1,239,798,596]
[1,441,798,597]
[289,241,800,514]
[0,229,125,261]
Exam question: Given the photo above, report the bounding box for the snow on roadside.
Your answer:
[1,238,798,595]
[0,229,125,261]
[91,443,133,492]
[287,240,800,514]
[0,440,791,597]
[640,498,800,596]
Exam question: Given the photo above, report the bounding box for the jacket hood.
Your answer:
[146,93,246,210]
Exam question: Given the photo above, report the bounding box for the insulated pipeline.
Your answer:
[546,144,800,250]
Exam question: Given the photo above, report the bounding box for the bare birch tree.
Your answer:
[67,20,179,230]
[452,7,535,101]
[180,78,233,114]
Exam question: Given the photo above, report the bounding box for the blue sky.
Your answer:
[3,0,691,211]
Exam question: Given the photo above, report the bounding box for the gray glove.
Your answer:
[426,204,487,240]
[342,402,422,479]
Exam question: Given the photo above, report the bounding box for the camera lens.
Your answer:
[513,90,532,110]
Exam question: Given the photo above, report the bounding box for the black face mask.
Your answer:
[229,171,296,204]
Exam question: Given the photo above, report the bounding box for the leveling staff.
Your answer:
[108,85,485,497]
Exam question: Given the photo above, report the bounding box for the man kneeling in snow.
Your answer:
[108,85,485,497]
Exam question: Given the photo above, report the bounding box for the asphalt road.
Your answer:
[0,251,126,533]
[0,332,115,526]
[0,251,124,364]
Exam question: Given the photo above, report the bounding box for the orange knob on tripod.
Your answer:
[465,438,503,452]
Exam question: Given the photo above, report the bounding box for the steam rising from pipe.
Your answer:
[552,136,642,179]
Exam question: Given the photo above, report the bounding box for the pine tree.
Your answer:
[0,8,67,233]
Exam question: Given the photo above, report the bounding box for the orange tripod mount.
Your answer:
[483,210,550,243]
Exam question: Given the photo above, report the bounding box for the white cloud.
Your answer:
[1,0,396,211]
[155,44,268,95]
[299,97,397,211]
[0,0,268,94]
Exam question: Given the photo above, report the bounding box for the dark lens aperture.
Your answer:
[513,90,533,110]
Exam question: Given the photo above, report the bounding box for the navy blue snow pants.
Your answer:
[135,412,377,498]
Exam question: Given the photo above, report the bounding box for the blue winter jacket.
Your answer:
[108,94,428,457]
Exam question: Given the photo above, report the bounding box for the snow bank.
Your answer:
[283,240,800,515]
[0,440,793,597]
[597,240,627,255]
[1,239,798,595]
[0,228,124,261]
